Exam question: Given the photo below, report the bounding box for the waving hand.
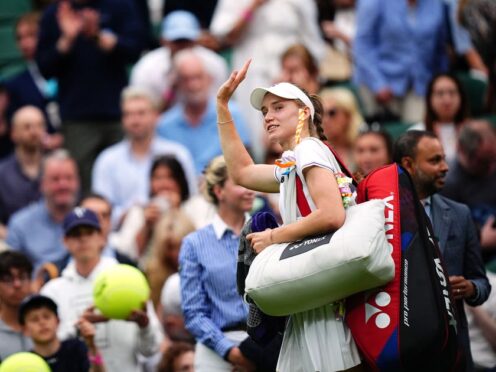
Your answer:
[217,59,251,106]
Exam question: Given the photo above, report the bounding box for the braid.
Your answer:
[309,94,327,142]
[295,109,306,145]
[293,86,327,142]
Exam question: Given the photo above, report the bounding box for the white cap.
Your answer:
[160,273,182,316]
[250,82,315,119]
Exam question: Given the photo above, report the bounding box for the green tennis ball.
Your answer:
[93,264,150,320]
[0,352,50,372]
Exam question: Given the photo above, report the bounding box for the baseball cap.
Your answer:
[63,207,101,236]
[161,11,200,41]
[250,82,315,120]
[19,294,58,325]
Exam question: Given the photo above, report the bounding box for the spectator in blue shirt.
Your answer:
[157,49,250,175]
[353,0,448,123]
[179,156,256,371]
[26,192,139,291]
[92,86,197,229]
[6,149,79,270]
[0,107,45,236]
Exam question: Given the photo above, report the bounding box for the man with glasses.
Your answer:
[0,251,33,361]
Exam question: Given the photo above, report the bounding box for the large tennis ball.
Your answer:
[0,352,50,372]
[93,264,150,319]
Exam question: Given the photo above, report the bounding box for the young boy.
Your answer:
[19,294,105,372]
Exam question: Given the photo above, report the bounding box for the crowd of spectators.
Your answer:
[0,0,495,371]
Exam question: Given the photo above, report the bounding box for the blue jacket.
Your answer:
[353,0,448,96]
[36,0,144,121]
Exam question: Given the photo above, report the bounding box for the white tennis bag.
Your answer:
[245,198,394,316]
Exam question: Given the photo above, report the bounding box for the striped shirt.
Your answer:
[179,214,248,358]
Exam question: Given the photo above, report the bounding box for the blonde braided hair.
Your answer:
[294,108,306,145]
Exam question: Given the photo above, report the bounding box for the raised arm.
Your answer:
[216,60,279,193]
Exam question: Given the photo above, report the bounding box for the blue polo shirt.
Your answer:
[6,200,68,270]
[0,154,41,224]
[156,99,251,174]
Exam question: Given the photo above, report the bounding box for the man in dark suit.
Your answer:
[36,0,145,193]
[394,130,491,372]
[5,12,62,150]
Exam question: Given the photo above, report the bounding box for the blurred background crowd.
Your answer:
[0,0,495,371]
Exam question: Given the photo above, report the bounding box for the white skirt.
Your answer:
[277,304,361,372]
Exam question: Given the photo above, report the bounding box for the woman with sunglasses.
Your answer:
[320,87,366,170]
[216,60,361,371]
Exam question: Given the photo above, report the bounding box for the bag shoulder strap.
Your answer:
[296,175,311,217]
[295,141,356,217]
[323,142,357,186]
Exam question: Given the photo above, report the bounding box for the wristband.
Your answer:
[88,353,104,366]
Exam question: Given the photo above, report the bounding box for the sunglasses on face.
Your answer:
[326,108,339,117]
